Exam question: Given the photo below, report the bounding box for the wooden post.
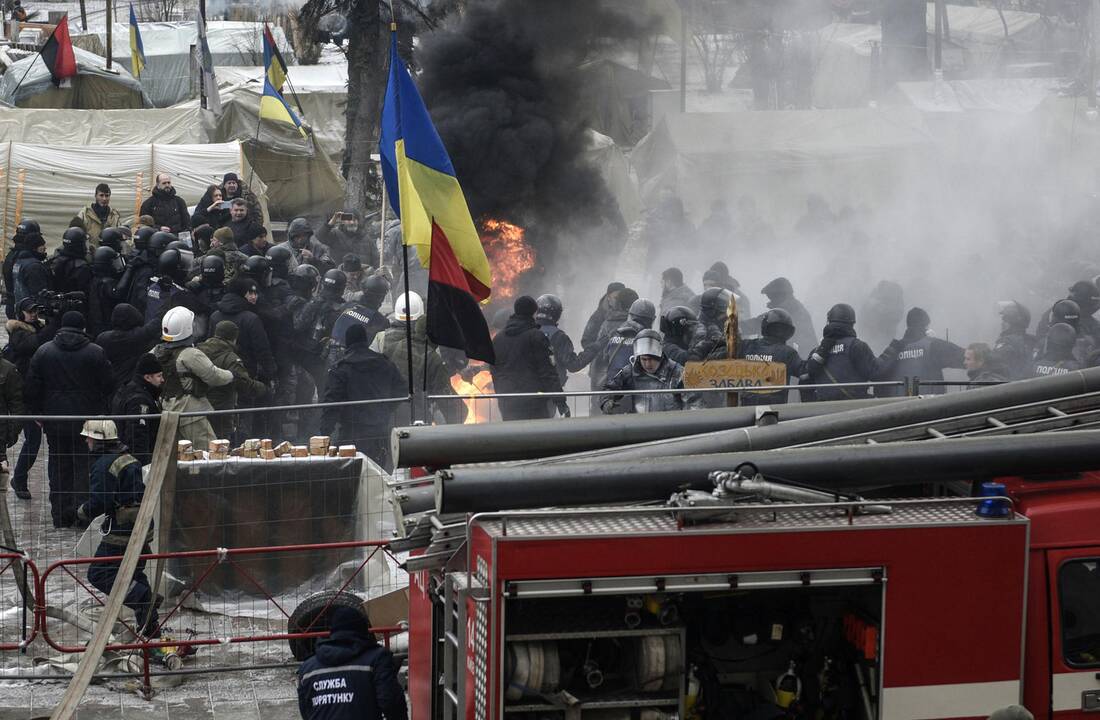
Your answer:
[78,0,87,31]
[105,0,112,69]
[49,412,180,720]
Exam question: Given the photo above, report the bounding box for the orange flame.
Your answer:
[480,218,535,301]
[450,368,494,424]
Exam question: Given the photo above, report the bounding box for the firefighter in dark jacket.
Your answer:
[799,303,890,402]
[320,324,406,470]
[96,303,161,388]
[296,606,407,720]
[139,173,190,234]
[109,354,163,466]
[5,297,51,499]
[737,308,803,405]
[535,294,592,387]
[75,420,160,638]
[877,307,965,397]
[491,295,570,421]
[25,311,114,527]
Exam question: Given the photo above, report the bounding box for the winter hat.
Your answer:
[214,320,240,342]
[340,254,362,273]
[906,307,930,329]
[61,311,85,329]
[228,277,257,297]
[222,172,240,184]
[213,227,234,245]
[327,606,372,638]
[136,354,162,377]
[345,324,368,347]
[514,295,538,317]
[16,297,40,314]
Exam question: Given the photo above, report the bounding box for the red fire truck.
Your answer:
[402,472,1100,720]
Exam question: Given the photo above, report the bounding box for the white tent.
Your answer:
[0,141,263,247]
[73,21,296,107]
[0,106,211,144]
[0,46,151,108]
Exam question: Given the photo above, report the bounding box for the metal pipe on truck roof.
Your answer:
[435,429,1100,514]
[537,367,1100,465]
[391,397,908,468]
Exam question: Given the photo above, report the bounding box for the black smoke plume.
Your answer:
[418,0,646,286]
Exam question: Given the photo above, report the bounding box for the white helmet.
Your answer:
[80,419,118,441]
[396,292,424,322]
[162,306,194,343]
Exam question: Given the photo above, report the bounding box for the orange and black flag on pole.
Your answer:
[379,29,495,363]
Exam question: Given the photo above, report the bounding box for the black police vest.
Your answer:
[889,335,940,384]
[1032,357,1081,377]
[815,335,866,400]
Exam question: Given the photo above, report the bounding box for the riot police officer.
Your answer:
[87,246,128,337]
[1033,323,1081,377]
[293,269,347,403]
[601,329,699,414]
[800,303,889,401]
[992,300,1036,382]
[535,293,591,387]
[737,308,803,405]
[877,307,965,396]
[593,297,656,389]
[49,227,93,295]
[660,305,718,365]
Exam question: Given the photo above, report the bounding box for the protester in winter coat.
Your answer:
[96,303,161,388]
[317,209,380,269]
[224,199,263,246]
[139,173,190,234]
[191,185,230,230]
[210,277,276,383]
[74,183,122,245]
[490,296,569,421]
[219,172,262,226]
[320,324,406,469]
[296,606,407,720]
[24,311,114,527]
[110,353,163,465]
[197,321,268,440]
[154,307,233,447]
[5,297,53,499]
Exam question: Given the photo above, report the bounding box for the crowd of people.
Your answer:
[0,173,438,529]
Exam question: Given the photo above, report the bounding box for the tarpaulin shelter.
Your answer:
[0,46,151,108]
[0,140,264,249]
[0,106,210,144]
[630,108,934,223]
[576,59,670,146]
[72,21,296,107]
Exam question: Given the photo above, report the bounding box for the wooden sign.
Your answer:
[684,359,787,406]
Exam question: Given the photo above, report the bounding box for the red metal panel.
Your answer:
[408,566,434,720]
[1023,549,1052,720]
[491,523,1027,689]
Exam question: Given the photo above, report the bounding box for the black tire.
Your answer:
[287,590,367,661]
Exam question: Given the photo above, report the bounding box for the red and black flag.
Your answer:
[426,223,495,363]
[41,16,77,87]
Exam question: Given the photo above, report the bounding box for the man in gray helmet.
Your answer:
[601,329,699,414]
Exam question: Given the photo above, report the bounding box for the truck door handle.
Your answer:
[1083,690,1100,711]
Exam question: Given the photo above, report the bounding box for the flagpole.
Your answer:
[389,17,416,421]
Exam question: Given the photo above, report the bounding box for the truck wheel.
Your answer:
[287,590,367,661]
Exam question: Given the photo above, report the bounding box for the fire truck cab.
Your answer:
[404,473,1100,720]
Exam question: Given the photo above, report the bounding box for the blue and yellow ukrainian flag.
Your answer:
[259,78,305,137]
[129,4,145,78]
[379,28,494,362]
[262,23,287,92]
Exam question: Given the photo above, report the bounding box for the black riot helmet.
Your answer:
[1051,299,1081,330]
[627,298,657,328]
[241,255,272,288]
[826,303,857,325]
[166,240,194,273]
[1047,322,1077,353]
[321,268,347,300]
[761,308,796,342]
[361,274,390,310]
[15,219,41,240]
[1069,281,1100,315]
[997,300,1031,332]
[660,305,698,339]
[149,231,175,256]
[200,255,225,288]
[99,227,125,254]
[157,249,186,283]
[535,294,563,324]
[92,246,125,278]
[290,263,320,296]
[265,245,294,280]
[61,227,88,257]
[133,226,156,252]
[699,288,732,319]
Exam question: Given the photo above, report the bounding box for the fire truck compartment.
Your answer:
[442,498,1031,720]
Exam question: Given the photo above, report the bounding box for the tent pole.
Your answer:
[105,0,112,70]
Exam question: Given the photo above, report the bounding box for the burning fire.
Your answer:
[480,218,535,300]
[450,368,494,424]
